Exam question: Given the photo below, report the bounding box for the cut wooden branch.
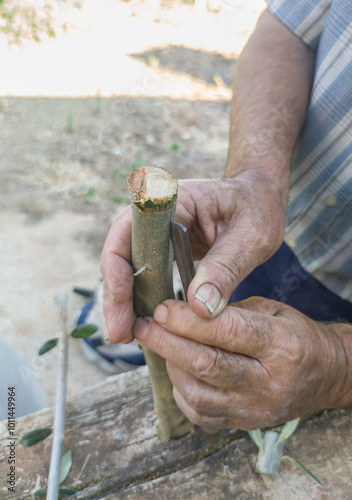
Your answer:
[255,430,285,478]
[47,294,70,499]
[251,419,301,478]
[127,165,192,441]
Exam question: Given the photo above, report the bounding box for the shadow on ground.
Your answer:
[130,45,236,87]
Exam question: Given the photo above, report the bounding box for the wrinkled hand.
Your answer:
[133,297,349,430]
[100,171,287,343]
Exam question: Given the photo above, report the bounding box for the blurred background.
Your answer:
[0,0,265,407]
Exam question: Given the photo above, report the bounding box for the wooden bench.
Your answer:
[1,366,351,499]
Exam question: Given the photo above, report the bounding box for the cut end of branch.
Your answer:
[126,165,178,211]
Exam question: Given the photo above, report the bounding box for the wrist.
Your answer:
[225,144,290,189]
[224,168,289,220]
[324,323,352,409]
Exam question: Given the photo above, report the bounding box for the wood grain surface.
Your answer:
[1,366,351,499]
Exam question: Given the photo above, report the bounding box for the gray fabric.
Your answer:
[0,339,47,421]
[265,0,352,302]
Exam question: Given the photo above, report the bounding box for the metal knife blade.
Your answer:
[171,221,220,442]
[170,221,195,301]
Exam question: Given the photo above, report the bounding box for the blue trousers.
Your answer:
[229,242,352,323]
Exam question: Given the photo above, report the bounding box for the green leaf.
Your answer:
[170,141,180,152]
[20,428,52,447]
[276,418,300,446]
[33,486,77,497]
[34,488,47,497]
[59,488,77,495]
[248,429,264,454]
[38,337,59,355]
[59,449,72,485]
[70,323,99,338]
[282,456,325,487]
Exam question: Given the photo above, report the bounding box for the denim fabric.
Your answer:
[229,242,352,323]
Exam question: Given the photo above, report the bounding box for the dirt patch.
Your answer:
[0,0,265,407]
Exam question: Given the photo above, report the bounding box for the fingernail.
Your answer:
[104,323,110,342]
[195,283,222,315]
[154,303,168,325]
[133,317,151,340]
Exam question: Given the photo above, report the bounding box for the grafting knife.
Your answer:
[170,221,195,300]
[170,221,220,443]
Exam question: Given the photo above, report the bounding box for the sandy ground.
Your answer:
[0,0,265,408]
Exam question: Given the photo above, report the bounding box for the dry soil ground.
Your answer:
[0,0,265,407]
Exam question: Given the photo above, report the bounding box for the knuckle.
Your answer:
[213,310,237,346]
[152,327,166,354]
[184,386,206,413]
[277,324,304,364]
[267,378,287,409]
[232,356,248,381]
[187,410,205,428]
[243,406,280,430]
[192,347,219,380]
[99,243,111,276]
[107,264,134,303]
[247,314,272,353]
[213,257,242,293]
[167,300,189,327]
[140,320,163,352]
[102,285,115,314]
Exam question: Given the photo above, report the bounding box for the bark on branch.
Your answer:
[127,165,192,440]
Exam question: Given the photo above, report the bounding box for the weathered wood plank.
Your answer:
[1,366,351,499]
[0,366,237,499]
[114,409,352,500]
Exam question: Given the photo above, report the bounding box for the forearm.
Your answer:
[225,9,315,203]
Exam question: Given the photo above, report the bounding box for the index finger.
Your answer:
[153,299,278,359]
[100,206,135,342]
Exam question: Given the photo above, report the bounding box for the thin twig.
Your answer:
[47,293,70,499]
[133,266,148,277]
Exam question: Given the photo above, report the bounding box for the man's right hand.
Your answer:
[100,170,287,344]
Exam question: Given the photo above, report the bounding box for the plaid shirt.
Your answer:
[265,0,352,302]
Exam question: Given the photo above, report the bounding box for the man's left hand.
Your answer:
[133,297,350,431]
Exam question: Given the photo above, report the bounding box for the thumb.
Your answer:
[187,232,257,318]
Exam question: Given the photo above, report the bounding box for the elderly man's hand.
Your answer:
[100,172,287,343]
[133,297,350,431]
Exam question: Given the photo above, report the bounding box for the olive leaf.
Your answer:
[38,338,59,355]
[33,488,47,497]
[282,455,325,487]
[38,324,99,354]
[276,418,300,446]
[20,428,52,447]
[33,450,74,497]
[248,429,264,454]
[34,487,77,497]
[59,488,77,496]
[59,449,72,485]
[70,323,99,338]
